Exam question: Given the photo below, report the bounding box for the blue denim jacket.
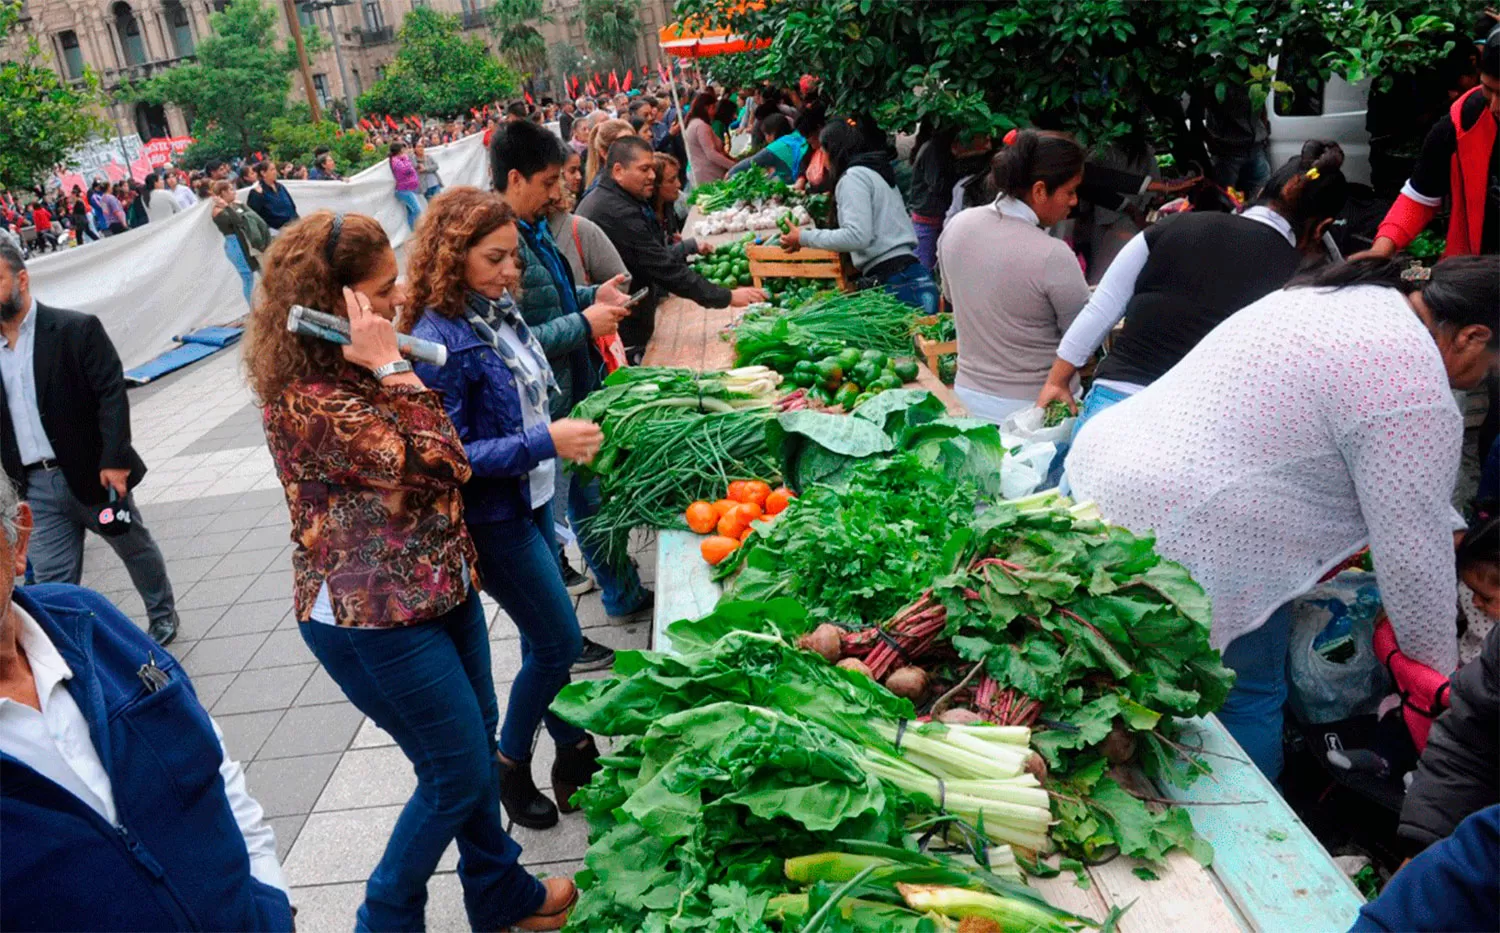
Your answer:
[411,308,556,525]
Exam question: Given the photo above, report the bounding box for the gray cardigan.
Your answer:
[799,165,918,273]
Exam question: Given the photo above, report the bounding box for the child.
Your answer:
[1457,510,1498,666]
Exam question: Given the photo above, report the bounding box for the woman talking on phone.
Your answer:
[401,188,608,834]
[243,210,575,931]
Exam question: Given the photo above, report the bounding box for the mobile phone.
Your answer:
[625,287,650,308]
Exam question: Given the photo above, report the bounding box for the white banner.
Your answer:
[26,131,492,370]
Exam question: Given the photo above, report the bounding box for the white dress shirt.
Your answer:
[0,605,290,895]
[0,299,58,465]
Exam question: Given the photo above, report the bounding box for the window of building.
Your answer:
[375,65,386,80]
[164,0,193,57]
[312,73,330,108]
[113,2,147,66]
[352,67,362,94]
[211,0,229,12]
[361,0,383,31]
[57,30,85,79]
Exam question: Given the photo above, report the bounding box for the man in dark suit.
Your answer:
[0,240,178,645]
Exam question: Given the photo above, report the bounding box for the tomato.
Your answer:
[764,487,795,515]
[712,498,738,518]
[733,502,763,525]
[740,480,771,508]
[717,509,750,539]
[684,500,718,534]
[726,480,751,502]
[700,535,741,565]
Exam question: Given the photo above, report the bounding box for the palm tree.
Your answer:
[577,0,639,74]
[489,0,549,91]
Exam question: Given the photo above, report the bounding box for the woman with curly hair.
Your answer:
[244,210,576,931]
[402,188,607,832]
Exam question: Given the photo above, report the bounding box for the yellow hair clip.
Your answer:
[1305,167,1320,180]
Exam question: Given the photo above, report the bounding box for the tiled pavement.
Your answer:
[77,348,650,931]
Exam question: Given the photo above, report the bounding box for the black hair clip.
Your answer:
[325,212,345,265]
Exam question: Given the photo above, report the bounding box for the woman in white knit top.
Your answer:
[1067,257,1497,779]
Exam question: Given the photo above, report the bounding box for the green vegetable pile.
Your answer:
[1405,229,1445,261]
[687,171,799,213]
[762,276,830,308]
[919,495,1236,865]
[717,454,981,627]
[694,237,755,288]
[1042,400,1072,428]
[917,315,956,343]
[552,629,1115,933]
[734,288,922,407]
[937,353,957,386]
[570,367,783,568]
[687,172,831,223]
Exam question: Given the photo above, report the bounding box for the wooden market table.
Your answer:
[633,257,1366,930]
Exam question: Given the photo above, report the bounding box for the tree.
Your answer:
[675,0,1473,154]
[547,40,588,95]
[132,0,299,158]
[0,2,107,189]
[265,108,380,173]
[358,7,518,117]
[490,0,549,88]
[577,0,640,74]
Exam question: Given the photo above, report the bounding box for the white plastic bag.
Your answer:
[999,441,1057,499]
[1286,572,1392,725]
[1000,405,1076,446]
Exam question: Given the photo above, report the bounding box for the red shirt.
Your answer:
[31,207,52,229]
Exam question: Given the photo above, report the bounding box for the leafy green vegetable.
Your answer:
[716,456,979,626]
[1131,867,1160,882]
[901,417,1009,497]
[768,410,895,491]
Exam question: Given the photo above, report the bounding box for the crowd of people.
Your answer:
[0,20,1497,932]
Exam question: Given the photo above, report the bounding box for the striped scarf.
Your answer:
[463,291,559,410]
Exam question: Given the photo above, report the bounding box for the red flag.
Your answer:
[359,118,373,131]
[470,107,480,119]
[524,90,534,106]
[608,70,619,91]
[384,114,399,131]
[621,70,632,92]
[594,72,603,88]
[586,79,598,96]
[569,75,579,96]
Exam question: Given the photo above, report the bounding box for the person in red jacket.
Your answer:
[1356,26,1500,259]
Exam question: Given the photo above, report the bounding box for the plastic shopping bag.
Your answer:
[999,441,1056,500]
[1286,572,1392,725]
[1001,405,1076,488]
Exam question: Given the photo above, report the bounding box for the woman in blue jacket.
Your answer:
[404,187,605,832]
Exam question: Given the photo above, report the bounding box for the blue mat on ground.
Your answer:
[179,326,243,347]
[124,326,244,385]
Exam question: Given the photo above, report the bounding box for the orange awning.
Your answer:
[658,2,769,58]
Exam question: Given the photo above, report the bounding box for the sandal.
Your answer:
[512,877,578,931]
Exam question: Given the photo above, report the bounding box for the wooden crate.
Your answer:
[913,314,957,375]
[746,244,853,292]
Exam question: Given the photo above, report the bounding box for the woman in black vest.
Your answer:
[1036,140,1349,429]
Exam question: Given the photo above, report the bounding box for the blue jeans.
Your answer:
[880,261,940,316]
[557,471,648,616]
[1218,603,1295,781]
[1069,382,1137,440]
[468,506,587,763]
[424,184,443,199]
[299,591,544,931]
[395,189,423,230]
[224,237,254,302]
[1211,144,1271,197]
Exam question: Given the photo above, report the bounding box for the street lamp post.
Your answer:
[300,0,358,126]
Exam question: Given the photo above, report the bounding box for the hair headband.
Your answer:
[325,212,344,267]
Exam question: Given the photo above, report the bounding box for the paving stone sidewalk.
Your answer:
[77,348,647,931]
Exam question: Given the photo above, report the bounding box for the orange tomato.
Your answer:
[733,502,763,522]
[684,500,718,534]
[738,483,774,513]
[764,487,795,515]
[726,480,751,502]
[700,535,741,565]
[711,498,738,518]
[717,510,750,539]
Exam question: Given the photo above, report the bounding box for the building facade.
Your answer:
[3,0,675,143]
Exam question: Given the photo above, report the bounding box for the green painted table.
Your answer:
[634,261,1366,932]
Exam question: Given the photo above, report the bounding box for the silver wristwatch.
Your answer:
[371,359,413,381]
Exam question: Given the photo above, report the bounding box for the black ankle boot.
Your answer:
[498,754,558,830]
[551,736,601,814]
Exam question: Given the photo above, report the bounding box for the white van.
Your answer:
[1266,53,1373,186]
